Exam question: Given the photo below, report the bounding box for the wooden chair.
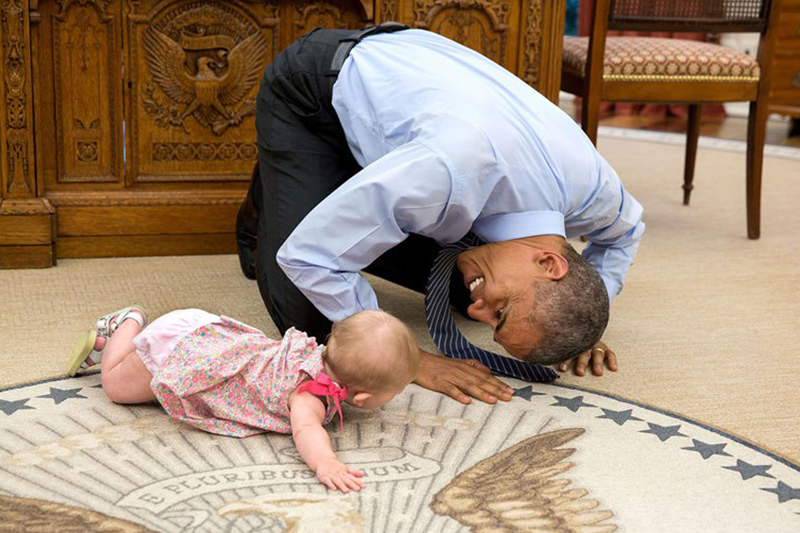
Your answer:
[561,0,783,239]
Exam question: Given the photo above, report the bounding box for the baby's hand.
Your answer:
[315,458,365,493]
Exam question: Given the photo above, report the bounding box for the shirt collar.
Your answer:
[471,211,566,242]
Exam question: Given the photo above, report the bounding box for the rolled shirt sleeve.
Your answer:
[565,157,645,300]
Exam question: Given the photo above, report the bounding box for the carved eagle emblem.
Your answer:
[431,428,618,532]
[143,27,269,135]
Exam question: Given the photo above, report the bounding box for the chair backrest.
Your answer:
[608,0,771,33]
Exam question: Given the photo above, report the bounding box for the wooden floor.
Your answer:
[558,97,800,147]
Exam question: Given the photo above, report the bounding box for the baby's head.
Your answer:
[323,310,419,410]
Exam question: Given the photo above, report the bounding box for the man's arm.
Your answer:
[563,160,645,376]
[575,161,645,301]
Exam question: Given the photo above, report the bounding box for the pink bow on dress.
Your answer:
[297,372,348,430]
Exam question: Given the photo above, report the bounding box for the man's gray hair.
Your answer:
[526,243,609,366]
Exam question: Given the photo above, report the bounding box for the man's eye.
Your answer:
[495,308,504,320]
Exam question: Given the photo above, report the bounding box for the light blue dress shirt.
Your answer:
[277,29,645,323]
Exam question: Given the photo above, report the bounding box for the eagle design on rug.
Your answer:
[430,428,618,532]
[0,494,156,533]
[218,493,364,532]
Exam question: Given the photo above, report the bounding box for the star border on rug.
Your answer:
[551,395,597,413]
[723,460,775,481]
[597,408,643,426]
[761,481,800,504]
[0,398,35,416]
[37,387,87,405]
[512,386,546,401]
[682,439,733,460]
[640,422,688,442]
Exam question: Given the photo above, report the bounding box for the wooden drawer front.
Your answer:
[775,11,800,54]
[769,57,800,105]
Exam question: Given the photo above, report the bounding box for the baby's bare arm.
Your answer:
[288,390,364,492]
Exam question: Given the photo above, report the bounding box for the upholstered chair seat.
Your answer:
[562,37,760,83]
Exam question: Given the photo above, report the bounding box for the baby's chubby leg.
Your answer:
[101,319,156,404]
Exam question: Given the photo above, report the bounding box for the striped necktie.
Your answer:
[424,233,559,382]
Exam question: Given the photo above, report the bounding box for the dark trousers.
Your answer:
[242,28,469,341]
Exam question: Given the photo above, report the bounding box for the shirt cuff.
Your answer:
[472,211,566,242]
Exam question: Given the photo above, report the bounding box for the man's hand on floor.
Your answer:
[414,350,514,404]
[556,340,618,376]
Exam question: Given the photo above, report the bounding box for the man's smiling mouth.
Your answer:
[469,276,485,293]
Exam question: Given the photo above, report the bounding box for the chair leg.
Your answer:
[746,98,769,239]
[683,104,701,206]
[581,91,602,146]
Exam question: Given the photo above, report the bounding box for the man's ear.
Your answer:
[349,391,372,408]
[533,250,569,281]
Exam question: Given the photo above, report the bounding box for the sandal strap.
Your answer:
[81,348,105,369]
[96,307,147,337]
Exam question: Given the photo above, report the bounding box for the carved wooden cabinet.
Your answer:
[0,0,565,268]
[769,0,800,118]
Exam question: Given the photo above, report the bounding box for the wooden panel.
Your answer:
[533,0,566,102]
[769,0,800,114]
[57,233,236,259]
[0,213,52,245]
[51,0,124,184]
[34,0,124,192]
[769,57,800,104]
[126,0,280,184]
[286,0,373,44]
[381,0,563,102]
[57,204,239,237]
[0,0,37,198]
[0,245,55,269]
[770,104,800,116]
[398,0,523,75]
[0,199,56,270]
[774,11,800,52]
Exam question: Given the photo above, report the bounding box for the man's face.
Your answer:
[456,243,546,359]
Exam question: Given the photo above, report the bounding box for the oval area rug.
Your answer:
[1,374,799,532]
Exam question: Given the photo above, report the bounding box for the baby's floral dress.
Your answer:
[150,318,336,437]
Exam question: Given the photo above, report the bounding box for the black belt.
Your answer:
[327,21,409,76]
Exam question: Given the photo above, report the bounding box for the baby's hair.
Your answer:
[324,310,419,393]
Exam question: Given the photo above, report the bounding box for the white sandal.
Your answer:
[66,307,147,377]
[66,330,101,377]
[95,306,147,337]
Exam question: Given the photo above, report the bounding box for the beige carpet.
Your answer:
[1,134,799,531]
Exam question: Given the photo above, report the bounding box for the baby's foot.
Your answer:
[67,330,103,377]
[96,307,147,338]
[76,335,106,372]
[67,307,146,377]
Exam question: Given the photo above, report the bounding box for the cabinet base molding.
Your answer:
[0,199,57,269]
